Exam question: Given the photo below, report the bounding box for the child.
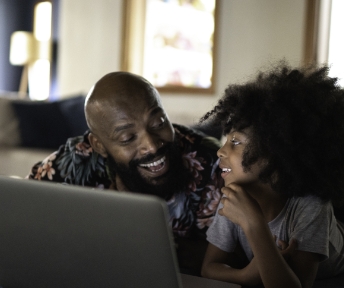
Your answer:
[200,63,344,288]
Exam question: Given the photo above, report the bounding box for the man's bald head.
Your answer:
[85,72,162,133]
[83,71,179,199]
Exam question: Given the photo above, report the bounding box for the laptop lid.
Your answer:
[0,176,182,288]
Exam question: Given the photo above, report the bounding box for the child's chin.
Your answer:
[224,180,233,187]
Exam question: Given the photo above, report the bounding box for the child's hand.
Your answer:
[218,183,264,230]
[275,236,298,264]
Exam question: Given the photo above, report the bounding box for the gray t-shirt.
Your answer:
[207,195,344,279]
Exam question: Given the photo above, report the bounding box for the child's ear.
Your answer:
[88,133,108,158]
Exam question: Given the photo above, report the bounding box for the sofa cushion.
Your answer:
[11,95,87,149]
[57,95,88,136]
[0,93,21,146]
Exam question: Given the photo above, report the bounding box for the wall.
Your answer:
[0,0,35,92]
[57,0,306,125]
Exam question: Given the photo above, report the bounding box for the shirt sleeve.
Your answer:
[26,132,109,188]
[288,196,333,261]
[206,201,239,253]
[26,147,65,182]
[195,158,223,230]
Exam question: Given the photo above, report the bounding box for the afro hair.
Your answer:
[201,62,344,205]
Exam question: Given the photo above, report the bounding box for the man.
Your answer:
[27,71,222,275]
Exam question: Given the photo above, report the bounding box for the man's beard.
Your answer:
[106,141,190,200]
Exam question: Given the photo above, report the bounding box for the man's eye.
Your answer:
[120,135,135,145]
[152,116,166,129]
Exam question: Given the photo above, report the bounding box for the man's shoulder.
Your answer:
[27,130,110,187]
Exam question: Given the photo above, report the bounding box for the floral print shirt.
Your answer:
[27,124,223,239]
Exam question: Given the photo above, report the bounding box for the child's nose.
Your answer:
[217,145,226,158]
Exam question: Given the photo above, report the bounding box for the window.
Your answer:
[305,0,344,87]
[327,0,344,86]
[121,0,218,94]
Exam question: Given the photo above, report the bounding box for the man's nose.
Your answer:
[139,132,161,156]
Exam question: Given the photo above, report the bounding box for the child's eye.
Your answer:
[230,135,241,146]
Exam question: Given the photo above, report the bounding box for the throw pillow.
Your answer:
[57,95,88,136]
[11,100,70,149]
[11,95,87,149]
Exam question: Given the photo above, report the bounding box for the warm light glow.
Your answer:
[29,1,52,100]
[9,31,35,65]
[328,0,344,87]
[143,0,216,89]
[34,2,52,41]
[28,59,51,100]
[9,1,52,99]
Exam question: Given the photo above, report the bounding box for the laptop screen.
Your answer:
[0,176,182,288]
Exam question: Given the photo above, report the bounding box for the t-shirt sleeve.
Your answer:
[289,196,333,261]
[206,201,238,253]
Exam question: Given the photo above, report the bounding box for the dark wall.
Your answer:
[0,0,36,92]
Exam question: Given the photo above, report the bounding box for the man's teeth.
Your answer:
[139,156,166,167]
[222,168,231,172]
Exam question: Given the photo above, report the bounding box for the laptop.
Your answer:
[0,175,183,288]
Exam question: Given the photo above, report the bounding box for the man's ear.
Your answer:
[88,133,108,158]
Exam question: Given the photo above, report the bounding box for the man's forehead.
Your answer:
[112,91,163,111]
[93,98,165,134]
[113,102,164,123]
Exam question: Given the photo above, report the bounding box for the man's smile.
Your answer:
[139,156,166,170]
[138,155,169,177]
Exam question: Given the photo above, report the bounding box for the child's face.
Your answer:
[217,128,261,187]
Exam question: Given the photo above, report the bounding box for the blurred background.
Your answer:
[0,0,343,125]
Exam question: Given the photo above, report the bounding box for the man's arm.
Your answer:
[26,151,62,181]
[26,133,108,187]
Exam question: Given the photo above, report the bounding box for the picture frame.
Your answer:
[121,0,219,94]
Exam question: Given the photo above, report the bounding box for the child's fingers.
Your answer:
[221,186,232,197]
[276,238,298,251]
[288,238,298,250]
[278,239,288,250]
[273,235,279,246]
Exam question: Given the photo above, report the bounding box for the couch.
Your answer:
[0,92,88,178]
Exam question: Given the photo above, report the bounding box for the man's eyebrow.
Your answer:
[150,106,164,116]
[113,123,135,133]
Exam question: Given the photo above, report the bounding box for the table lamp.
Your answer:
[9,1,52,101]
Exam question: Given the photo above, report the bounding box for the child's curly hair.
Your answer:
[201,63,344,204]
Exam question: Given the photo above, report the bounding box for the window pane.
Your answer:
[142,0,216,89]
[328,0,344,87]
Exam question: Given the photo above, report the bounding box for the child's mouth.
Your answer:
[221,167,232,178]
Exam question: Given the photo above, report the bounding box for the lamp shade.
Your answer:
[9,31,35,65]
